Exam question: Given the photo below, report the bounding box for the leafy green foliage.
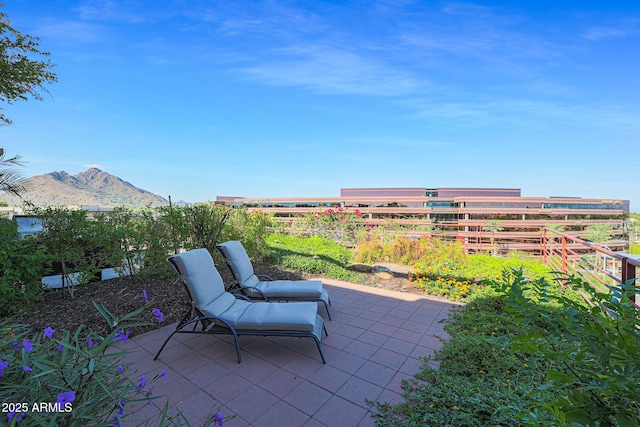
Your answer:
[27,206,109,296]
[355,235,466,267]
[493,271,640,426]
[219,207,273,261]
[278,206,367,247]
[374,290,556,426]
[18,205,273,293]
[0,218,47,316]
[266,234,363,281]
[375,269,638,426]
[356,235,554,301]
[0,291,228,426]
[0,3,57,125]
[584,223,614,245]
[0,151,27,197]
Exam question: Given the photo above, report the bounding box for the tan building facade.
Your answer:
[218,188,630,255]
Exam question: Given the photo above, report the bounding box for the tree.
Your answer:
[482,220,503,256]
[584,223,615,271]
[544,223,565,244]
[584,223,613,246]
[1,3,57,125]
[0,149,27,197]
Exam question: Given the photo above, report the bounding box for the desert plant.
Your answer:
[0,151,27,197]
[493,271,640,426]
[0,291,229,426]
[219,208,273,260]
[26,206,111,297]
[291,206,367,247]
[93,208,146,282]
[584,223,614,245]
[0,218,47,316]
[373,286,557,426]
[182,204,230,253]
[266,234,362,281]
[482,220,504,256]
[356,235,467,268]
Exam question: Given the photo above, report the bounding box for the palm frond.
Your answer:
[0,152,28,197]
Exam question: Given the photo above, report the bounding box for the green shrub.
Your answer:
[0,291,228,426]
[374,289,556,426]
[21,205,273,286]
[279,206,367,247]
[0,219,48,316]
[219,208,272,260]
[493,271,640,426]
[266,234,362,281]
[355,235,467,267]
[385,269,635,425]
[26,206,113,296]
[410,253,555,301]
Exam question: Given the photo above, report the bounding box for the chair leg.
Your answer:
[313,336,326,364]
[154,331,177,360]
[230,331,242,363]
[322,301,332,320]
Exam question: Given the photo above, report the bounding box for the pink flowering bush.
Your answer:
[287,206,367,247]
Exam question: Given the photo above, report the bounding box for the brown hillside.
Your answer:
[1,168,169,209]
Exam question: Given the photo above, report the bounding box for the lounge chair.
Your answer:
[216,240,332,320]
[154,248,327,364]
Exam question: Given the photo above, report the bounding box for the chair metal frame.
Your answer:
[217,241,332,320]
[154,255,327,364]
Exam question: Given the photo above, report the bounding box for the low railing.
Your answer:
[541,227,639,307]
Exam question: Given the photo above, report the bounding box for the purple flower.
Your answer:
[136,375,147,391]
[86,337,99,348]
[7,411,24,423]
[57,344,64,352]
[56,391,76,405]
[22,365,32,372]
[118,364,124,373]
[0,359,8,376]
[160,369,168,380]
[115,329,130,342]
[23,339,33,352]
[213,411,224,426]
[44,327,55,338]
[141,290,148,303]
[117,399,126,416]
[152,308,164,323]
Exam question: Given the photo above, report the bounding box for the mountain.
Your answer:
[1,168,169,208]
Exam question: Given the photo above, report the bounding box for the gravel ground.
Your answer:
[14,262,417,339]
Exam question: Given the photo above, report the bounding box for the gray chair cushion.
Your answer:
[218,241,325,299]
[236,301,317,332]
[256,280,323,299]
[170,248,318,333]
[170,248,228,308]
[217,241,257,287]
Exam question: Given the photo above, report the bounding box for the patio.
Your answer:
[120,278,459,426]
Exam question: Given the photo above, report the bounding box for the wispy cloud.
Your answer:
[583,19,640,40]
[237,45,424,96]
[405,95,640,134]
[35,20,107,45]
[185,1,566,98]
[75,0,154,24]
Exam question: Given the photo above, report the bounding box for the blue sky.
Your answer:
[2,0,639,208]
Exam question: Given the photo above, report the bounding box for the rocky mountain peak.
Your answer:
[1,169,169,209]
